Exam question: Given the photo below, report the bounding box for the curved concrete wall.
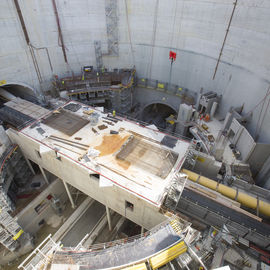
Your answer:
[0,0,270,142]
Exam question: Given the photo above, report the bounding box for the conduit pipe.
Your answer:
[182,169,270,217]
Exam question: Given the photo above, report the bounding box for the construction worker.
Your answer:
[113,110,116,117]
[101,66,105,73]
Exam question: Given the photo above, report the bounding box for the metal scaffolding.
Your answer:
[94,40,103,69]
[105,0,118,56]
[0,207,21,251]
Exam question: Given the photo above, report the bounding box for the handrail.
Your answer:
[61,216,188,254]
[18,234,53,269]
[55,219,189,270]
[103,108,191,142]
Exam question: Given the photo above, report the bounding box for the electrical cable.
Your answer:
[148,0,159,80]
[170,0,178,49]
[256,94,270,140]
[246,85,270,115]
[254,85,270,138]
[124,0,135,67]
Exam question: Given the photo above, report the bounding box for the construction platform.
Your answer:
[9,100,190,206]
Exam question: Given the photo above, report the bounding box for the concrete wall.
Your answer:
[134,87,181,115]
[229,119,255,161]
[7,129,166,230]
[1,0,270,142]
[248,144,270,178]
[16,178,68,234]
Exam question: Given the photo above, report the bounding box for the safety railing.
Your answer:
[62,216,189,254]
[103,108,192,143]
[137,77,197,104]
[18,234,61,270]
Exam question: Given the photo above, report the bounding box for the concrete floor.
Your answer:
[61,201,105,247]
[94,213,123,244]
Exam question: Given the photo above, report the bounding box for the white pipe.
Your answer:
[0,87,16,100]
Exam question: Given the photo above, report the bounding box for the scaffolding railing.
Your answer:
[18,217,192,270]
[137,77,197,105]
[62,216,189,253]
[18,234,61,270]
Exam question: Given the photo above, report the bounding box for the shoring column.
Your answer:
[106,206,112,231]
[141,226,145,237]
[38,165,49,185]
[25,158,36,175]
[63,180,75,209]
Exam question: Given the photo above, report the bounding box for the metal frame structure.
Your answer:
[105,0,119,56]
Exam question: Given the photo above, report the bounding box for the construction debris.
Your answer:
[92,127,98,134]
[98,124,108,130]
[63,103,82,112]
[103,120,114,126]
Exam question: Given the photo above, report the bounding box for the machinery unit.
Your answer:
[198,91,220,116]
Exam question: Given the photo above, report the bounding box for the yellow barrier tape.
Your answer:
[0,80,7,86]
[13,229,23,240]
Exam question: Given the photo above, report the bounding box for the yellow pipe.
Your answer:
[123,263,147,270]
[149,241,187,270]
[182,169,270,217]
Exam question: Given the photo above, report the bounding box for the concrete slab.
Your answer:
[19,101,190,205]
[61,201,105,246]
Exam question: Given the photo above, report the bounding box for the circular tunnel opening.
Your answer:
[141,103,177,131]
[0,83,38,106]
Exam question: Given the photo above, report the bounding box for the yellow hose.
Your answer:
[182,169,270,217]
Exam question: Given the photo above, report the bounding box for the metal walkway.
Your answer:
[178,188,270,250]
[51,219,186,269]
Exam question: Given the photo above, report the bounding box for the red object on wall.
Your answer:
[169,51,177,61]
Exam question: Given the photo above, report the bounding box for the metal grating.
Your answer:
[115,136,178,179]
[41,109,89,136]
[0,106,35,129]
